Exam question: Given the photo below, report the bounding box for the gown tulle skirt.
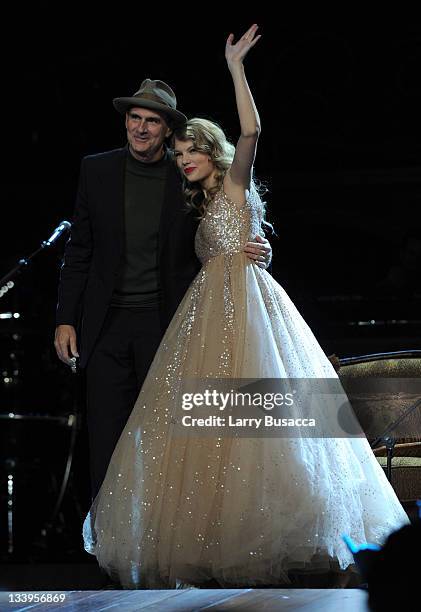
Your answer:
[83,250,409,588]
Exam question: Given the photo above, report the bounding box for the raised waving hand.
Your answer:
[225,23,261,67]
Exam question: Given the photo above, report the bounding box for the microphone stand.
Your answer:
[0,219,73,557]
[0,221,71,298]
[370,397,421,483]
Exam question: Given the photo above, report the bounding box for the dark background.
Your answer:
[0,8,420,572]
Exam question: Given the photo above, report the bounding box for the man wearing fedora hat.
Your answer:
[55,79,272,499]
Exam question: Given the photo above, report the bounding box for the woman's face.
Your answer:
[173,138,216,185]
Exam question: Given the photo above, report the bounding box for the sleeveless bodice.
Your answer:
[194,188,262,265]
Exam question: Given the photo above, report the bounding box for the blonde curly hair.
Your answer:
[172,118,272,233]
[172,118,233,218]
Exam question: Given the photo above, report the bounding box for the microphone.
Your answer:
[42,220,72,247]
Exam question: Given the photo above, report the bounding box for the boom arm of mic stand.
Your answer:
[0,221,71,298]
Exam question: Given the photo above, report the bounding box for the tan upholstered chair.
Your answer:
[338,351,421,516]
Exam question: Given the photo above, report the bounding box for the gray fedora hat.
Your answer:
[113,78,187,126]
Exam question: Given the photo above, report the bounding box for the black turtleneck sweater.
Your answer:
[111,148,170,308]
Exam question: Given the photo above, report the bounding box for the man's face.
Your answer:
[126,107,172,162]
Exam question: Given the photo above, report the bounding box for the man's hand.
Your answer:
[54,324,79,365]
[244,234,272,269]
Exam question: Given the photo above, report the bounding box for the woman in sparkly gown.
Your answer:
[83,25,409,588]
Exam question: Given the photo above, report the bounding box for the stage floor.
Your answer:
[2,588,369,611]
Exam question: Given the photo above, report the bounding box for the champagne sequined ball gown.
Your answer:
[83,186,409,588]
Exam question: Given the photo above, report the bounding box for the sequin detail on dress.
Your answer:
[83,186,409,589]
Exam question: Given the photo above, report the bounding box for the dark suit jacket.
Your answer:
[56,147,201,368]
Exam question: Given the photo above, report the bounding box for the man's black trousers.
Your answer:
[86,306,162,499]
